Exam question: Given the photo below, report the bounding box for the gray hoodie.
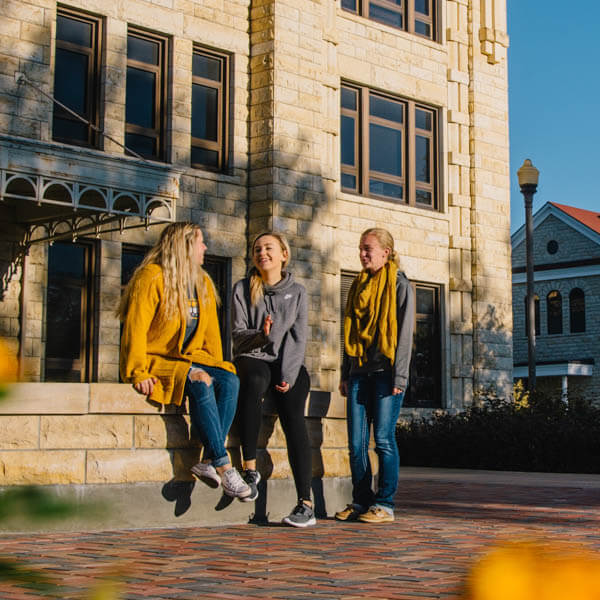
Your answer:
[231,272,307,387]
[341,271,415,389]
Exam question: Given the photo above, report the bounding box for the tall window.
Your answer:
[203,256,231,359]
[341,84,438,208]
[547,290,562,335]
[339,272,441,407]
[341,0,437,41]
[126,29,168,160]
[52,8,102,147]
[45,241,97,382]
[192,48,229,171]
[569,288,586,333]
[524,294,540,337]
[405,283,441,408]
[121,244,146,287]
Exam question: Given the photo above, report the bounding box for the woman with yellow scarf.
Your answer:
[335,228,414,524]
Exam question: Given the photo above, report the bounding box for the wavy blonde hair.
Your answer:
[360,227,401,267]
[117,222,218,323]
[249,231,291,306]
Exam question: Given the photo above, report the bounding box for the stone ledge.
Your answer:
[1,383,90,415]
[0,477,353,532]
[89,383,162,414]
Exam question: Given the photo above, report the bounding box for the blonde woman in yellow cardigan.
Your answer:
[118,222,252,500]
[335,228,414,524]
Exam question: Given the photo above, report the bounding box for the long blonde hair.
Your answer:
[117,222,218,323]
[249,231,291,306]
[360,227,401,268]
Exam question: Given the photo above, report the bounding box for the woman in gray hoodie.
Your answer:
[231,232,314,527]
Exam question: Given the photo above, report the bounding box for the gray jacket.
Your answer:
[341,271,415,389]
[231,272,308,387]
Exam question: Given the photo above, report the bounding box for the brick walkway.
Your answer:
[1,469,600,599]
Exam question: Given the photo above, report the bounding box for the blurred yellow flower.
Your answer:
[463,542,600,600]
[0,337,18,386]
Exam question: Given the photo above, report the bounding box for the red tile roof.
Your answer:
[550,202,600,235]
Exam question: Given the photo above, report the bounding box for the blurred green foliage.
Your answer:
[0,343,120,598]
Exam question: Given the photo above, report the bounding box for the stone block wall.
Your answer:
[0,383,349,485]
[1,0,515,503]
[0,0,252,379]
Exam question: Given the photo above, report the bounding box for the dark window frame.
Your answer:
[52,6,103,147]
[121,243,147,287]
[405,281,441,408]
[546,290,563,335]
[569,287,586,334]
[44,239,98,382]
[342,0,438,41]
[191,46,230,172]
[339,271,442,408]
[125,27,169,161]
[341,83,439,210]
[203,256,232,360]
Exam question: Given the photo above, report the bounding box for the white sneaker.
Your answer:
[221,467,252,500]
[191,462,221,488]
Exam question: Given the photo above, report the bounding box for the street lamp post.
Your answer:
[517,159,539,392]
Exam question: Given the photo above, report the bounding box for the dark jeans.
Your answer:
[346,370,404,509]
[185,364,240,468]
[235,356,312,501]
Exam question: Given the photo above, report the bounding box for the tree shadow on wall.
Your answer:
[223,128,337,521]
[472,302,514,401]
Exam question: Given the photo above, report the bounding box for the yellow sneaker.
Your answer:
[335,504,363,522]
[357,506,394,523]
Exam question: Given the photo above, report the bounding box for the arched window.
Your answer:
[524,295,540,336]
[569,288,586,333]
[547,290,563,335]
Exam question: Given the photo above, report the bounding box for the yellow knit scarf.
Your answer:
[344,261,398,367]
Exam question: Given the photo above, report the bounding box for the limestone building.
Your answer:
[0,0,513,519]
[512,202,599,402]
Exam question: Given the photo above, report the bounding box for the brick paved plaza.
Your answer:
[1,468,599,599]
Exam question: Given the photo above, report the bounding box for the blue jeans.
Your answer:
[185,364,240,468]
[346,371,404,510]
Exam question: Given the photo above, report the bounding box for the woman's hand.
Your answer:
[263,314,273,336]
[393,387,403,396]
[275,381,290,393]
[339,380,348,397]
[134,377,157,396]
[189,368,213,386]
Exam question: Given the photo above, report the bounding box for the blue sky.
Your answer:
[507,1,600,231]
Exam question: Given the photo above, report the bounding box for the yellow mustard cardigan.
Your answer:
[119,264,235,405]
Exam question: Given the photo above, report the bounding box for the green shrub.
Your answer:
[396,390,600,473]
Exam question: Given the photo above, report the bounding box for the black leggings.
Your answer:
[234,356,312,501]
